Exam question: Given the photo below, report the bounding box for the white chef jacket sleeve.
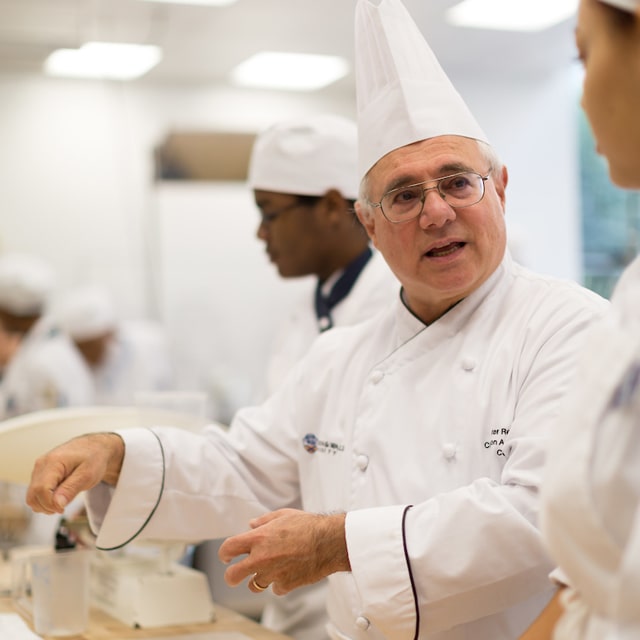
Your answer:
[85,428,164,549]
[85,389,304,550]
[346,505,417,638]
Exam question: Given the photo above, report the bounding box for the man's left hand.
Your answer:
[218,508,350,595]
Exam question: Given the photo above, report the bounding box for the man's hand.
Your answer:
[218,508,350,595]
[26,432,125,515]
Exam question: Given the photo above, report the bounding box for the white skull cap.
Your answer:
[0,253,55,317]
[598,0,638,11]
[355,0,489,180]
[248,114,359,201]
[56,285,117,341]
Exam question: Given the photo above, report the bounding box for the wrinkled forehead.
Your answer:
[365,135,485,194]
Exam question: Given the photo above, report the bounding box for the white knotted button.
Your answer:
[442,442,457,459]
[355,454,369,471]
[355,616,371,630]
[461,357,476,371]
[370,370,384,384]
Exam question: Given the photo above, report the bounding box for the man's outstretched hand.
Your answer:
[26,432,124,514]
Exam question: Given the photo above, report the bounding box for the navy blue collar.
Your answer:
[314,247,373,332]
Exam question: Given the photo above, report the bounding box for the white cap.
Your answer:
[0,253,55,317]
[599,0,638,11]
[247,114,359,200]
[355,0,489,179]
[57,286,117,341]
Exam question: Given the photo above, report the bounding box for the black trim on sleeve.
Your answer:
[401,504,420,640]
[96,428,166,551]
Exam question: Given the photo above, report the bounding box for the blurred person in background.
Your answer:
[194,113,399,640]
[0,252,93,550]
[56,285,174,407]
[0,253,93,418]
[520,1,640,638]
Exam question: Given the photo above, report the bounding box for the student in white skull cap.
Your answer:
[193,114,399,640]
[25,2,608,638]
[520,1,640,638]
[250,114,399,396]
[0,253,94,418]
[56,285,174,407]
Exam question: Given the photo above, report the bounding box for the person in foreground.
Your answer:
[519,0,640,638]
[26,1,609,638]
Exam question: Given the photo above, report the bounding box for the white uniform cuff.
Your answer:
[86,428,164,550]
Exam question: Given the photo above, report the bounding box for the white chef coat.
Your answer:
[0,316,94,418]
[86,253,608,640]
[91,320,174,406]
[262,248,399,396]
[541,255,640,640]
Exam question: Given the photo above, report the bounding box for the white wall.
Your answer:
[0,68,582,416]
[460,68,583,278]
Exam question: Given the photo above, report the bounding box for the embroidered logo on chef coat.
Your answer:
[484,427,510,457]
[302,433,345,456]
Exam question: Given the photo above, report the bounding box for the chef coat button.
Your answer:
[442,443,457,459]
[461,357,476,371]
[318,316,331,331]
[370,370,384,384]
[355,616,371,630]
[355,454,369,471]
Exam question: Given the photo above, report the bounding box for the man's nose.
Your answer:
[418,188,455,228]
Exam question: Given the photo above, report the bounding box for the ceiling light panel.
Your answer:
[230,52,349,91]
[446,0,579,31]
[44,42,162,80]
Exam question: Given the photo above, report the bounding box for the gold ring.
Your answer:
[251,575,269,592]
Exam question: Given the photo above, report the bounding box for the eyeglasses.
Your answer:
[258,201,302,226]
[368,170,492,224]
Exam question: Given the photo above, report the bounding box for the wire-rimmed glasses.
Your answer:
[368,170,492,224]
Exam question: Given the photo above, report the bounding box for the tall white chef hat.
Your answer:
[599,0,638,11]
[248,114,359,200]
[355,0,489,179]
[0,253,55,317]
[56,285,117,341]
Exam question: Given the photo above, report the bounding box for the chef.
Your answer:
[0,253,94,418]
[26,1,608,638]
[56,284,174,407]
[249,113,399,397]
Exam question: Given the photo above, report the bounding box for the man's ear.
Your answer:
[355,201,378,246]
[495,165,508,210]
[320,189,351,223]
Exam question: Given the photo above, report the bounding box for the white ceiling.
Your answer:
[0,0,579,96]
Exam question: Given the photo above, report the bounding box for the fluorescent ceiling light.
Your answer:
[44,42,162,80]
[140,0,237,5]
[230,52,349,91]
[446,0,578,31]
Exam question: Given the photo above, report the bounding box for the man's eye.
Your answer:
[391,188,420,206]
[442,175,472,191]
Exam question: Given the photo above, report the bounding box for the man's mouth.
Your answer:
[425,242,465,258]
